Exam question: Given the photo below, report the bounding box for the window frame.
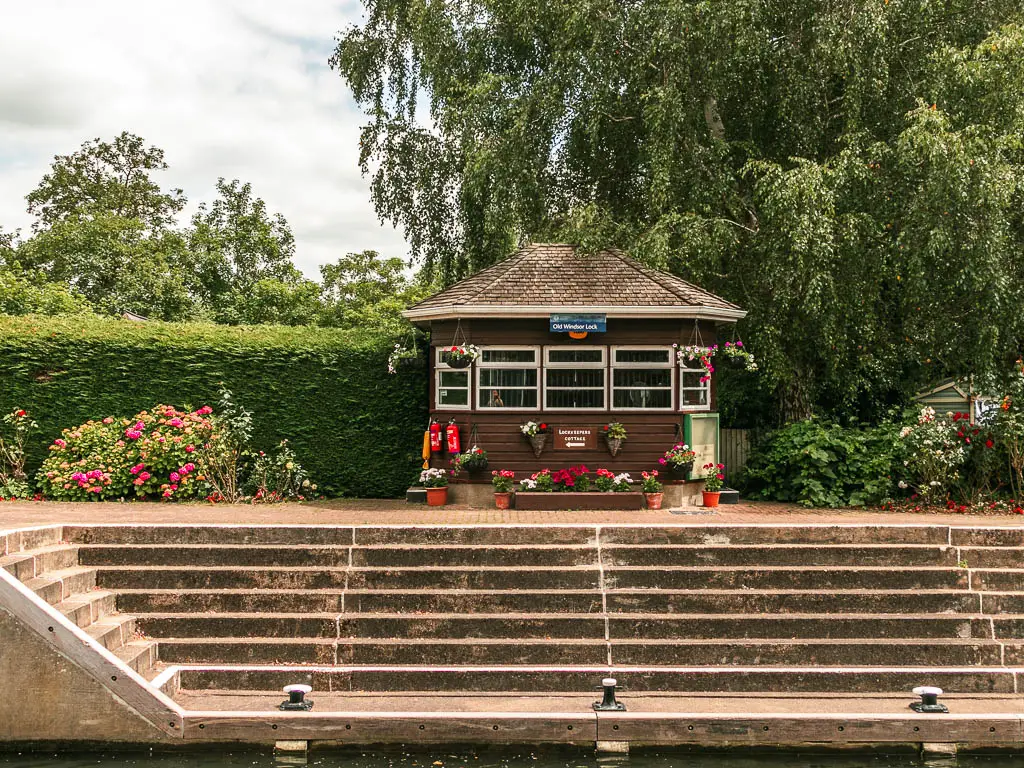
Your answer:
[433,347,472,410]
[610,345,676,412]
[542,346,608,412]
[678,362,713,413]
[474,345,541,411]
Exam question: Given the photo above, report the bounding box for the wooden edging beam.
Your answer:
[0,534,185,739]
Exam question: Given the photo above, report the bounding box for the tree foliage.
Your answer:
[334,0,1024,420]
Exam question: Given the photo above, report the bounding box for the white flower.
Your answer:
[898,480,908,489]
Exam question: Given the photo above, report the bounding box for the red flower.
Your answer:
[986,439,994,449]
[539,423,547,431]
[15,409,26,417]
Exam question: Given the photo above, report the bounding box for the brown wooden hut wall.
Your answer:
[426,318,719,482]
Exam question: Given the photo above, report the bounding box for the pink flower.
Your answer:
[170,472,181,483]
[168,418,184,428]
[138,472,151,482]
[54,439,66,448]
[658,457,666,465]
[102,417,113,424]
[133,478,144,486]
[185,445,195,453]
[134,421,145,430]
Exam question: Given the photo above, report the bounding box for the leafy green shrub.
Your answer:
[247,440,313,502]
[1,408,39,499]
[741,419,901,507]
[0,315,427,497]
[38,404,215,501]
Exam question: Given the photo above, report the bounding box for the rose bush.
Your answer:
[37,404,216,502]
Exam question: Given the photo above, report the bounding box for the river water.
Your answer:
[0,746,1014,768]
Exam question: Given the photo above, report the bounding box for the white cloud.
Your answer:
[0,0,408,277]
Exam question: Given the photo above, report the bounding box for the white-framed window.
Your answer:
[679,364,712,411]
[476,346,540,410]
[612,346,674,410]
[544,347,606,411]
[434,348,471,410]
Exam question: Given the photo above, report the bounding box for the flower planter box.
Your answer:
[514,492,644,511]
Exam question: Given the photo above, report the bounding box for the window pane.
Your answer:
[481,388,537,408]
[546,369,604,388]
[480,369,537,388]
[481,349,536,364]
[438,388,469,406]
[548,348,603,364]
[613,369,672,388]
[439,371,468,387]
[615,349,670,364]
[613,389,672,409]
[546,389,604,408]
[681,388,709,407]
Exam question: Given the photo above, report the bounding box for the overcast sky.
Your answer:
[0,0,409,277]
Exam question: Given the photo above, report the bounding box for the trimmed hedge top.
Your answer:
[0,315,428,498]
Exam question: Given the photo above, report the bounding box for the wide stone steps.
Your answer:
[38,524,1024,696]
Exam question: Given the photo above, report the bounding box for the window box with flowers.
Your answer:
[514,465,643,510]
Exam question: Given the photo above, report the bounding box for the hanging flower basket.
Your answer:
[606,437,624,457]
[398,353,426,370]
[668,461,693,480]
[602,422,627,457]
[528,433,548,458]
[442,345,479,369]
[447,356,472,369]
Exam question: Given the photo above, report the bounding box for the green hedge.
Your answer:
[0,315,428,498]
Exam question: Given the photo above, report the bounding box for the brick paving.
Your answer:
[2,497,1024,530]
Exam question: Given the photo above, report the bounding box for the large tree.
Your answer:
[186,178,304,322]
[333,0,1024,420]
[319,250,429,331]
[25,131,185,231]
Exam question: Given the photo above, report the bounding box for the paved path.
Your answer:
[2,498,1023,529]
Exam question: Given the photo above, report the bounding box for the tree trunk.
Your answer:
[778,372,813,424]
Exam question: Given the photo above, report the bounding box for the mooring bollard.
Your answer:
[280,684,314,711]
[593,677,626,711]
[910,686,948,714]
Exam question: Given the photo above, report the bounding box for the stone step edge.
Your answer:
[150,636,1017,646]
[75,542,977,549]
[109,587,985,595]
[128,610,1009,619]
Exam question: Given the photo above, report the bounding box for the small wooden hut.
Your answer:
[403,243,746,506]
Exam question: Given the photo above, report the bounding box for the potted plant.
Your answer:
[419,468,449,506]
[443,345,480,369]
[702,462,726,507]
[491,469,515,509]
[451,445,489,476]
[659,442,697,479]
[521,421,550,457]
[720,341,758,371]
[602,422,628,457]
[387,343,424,374]
[641,470,664,509]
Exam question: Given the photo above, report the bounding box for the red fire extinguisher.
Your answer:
[429,420,443,453]
[445,419,461,454]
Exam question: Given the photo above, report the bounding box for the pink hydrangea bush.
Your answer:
[37,404,217,502]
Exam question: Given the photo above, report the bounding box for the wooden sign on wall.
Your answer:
[554,426,597,450]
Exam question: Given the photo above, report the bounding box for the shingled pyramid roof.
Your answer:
[404,243,744,322]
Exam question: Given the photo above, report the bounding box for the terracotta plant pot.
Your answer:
[528,433,547,458]
[702,490,721,508]
[425,487,448,506]
[645,492,664,510]
[494,492,512,510]
[606,437,623,457]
